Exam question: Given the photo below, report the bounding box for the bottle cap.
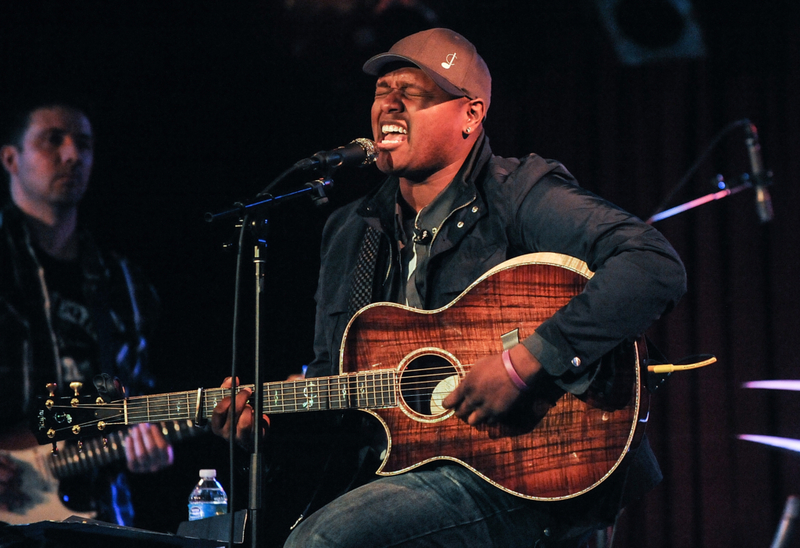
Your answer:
[199,469,217,479]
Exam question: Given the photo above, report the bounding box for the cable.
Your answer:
[646,356,717,374]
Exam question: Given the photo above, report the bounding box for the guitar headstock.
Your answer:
[31,382,126,445]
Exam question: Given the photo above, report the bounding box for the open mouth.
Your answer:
[379,124,408,147]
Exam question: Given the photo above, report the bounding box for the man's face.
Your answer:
[2,106,94,210]
[371,67,471,181]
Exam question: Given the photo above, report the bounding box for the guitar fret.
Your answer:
[287,381,298,413]
[264,382,278,414]
[369,372,376,407]
[342,376,352,409]
[283,382,291,413]
[328,376,344,410]
[204,388,221,420]
[303,378,318,411]
[311,378,326,411]
[356,373,367,408]
[368,372,378,407]
[317,378,329,410]
[383,371,394,407]
[292,381,306,411]
[282,381,293,413]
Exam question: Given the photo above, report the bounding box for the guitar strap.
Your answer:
[347,226,381,318]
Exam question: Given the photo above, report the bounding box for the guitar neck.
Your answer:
[48,420,201,480]
[120,370,398,426]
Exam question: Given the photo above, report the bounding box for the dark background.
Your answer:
[2,1,798,546]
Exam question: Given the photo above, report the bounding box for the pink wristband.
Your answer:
[502,349,529,392]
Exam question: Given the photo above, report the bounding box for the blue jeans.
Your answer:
[283,463,600,548]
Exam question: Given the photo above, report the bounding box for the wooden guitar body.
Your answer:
[341,252,648,500]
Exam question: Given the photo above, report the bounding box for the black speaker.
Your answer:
[593,0,706,64]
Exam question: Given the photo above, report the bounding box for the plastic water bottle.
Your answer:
[188,469,228,521]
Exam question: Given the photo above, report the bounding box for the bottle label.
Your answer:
[188,502,227,521]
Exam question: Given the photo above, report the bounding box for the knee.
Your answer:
[283,516,340,548]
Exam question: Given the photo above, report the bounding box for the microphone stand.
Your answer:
[205,177,333,224]
[205,174,334,548]
[646,175,755,224]
[645,118,773,224]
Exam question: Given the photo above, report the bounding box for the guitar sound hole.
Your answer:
[399,354,459,417]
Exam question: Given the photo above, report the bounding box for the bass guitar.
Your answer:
[32,253,648,502]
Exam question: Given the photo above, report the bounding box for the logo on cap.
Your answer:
[441,53,457,70]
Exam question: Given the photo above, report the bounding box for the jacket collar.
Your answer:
[357,133,493,230]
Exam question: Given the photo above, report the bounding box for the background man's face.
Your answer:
[4,106,94,210]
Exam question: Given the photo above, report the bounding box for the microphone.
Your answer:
[294,138,377,171]
[744,121,774,223]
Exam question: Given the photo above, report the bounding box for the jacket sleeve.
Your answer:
[511,172,687,394]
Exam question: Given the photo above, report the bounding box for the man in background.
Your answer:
[0,101,173,525]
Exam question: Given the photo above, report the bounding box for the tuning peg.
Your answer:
[50,442,58,455]
[70,382,83,407]
[45,383,57,410]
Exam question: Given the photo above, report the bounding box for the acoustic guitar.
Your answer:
[31,252,648,502]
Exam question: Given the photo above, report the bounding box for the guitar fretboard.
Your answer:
[117,370,399,426]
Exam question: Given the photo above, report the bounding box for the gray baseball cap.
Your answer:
[363,28,491,111]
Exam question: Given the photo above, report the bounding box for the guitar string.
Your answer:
[46,365,471,412]
[42,364,476,434]
[47,375,463,418]
[44,364,468,408]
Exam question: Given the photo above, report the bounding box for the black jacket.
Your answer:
[298,136,687,522]
[0,204,160,424]
[0,203,160,525]
[309,136,686,391]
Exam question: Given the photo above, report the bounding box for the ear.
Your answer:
[466,98,486,126]
[1,145,19,176]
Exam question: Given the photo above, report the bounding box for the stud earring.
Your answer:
[465,127,472,134]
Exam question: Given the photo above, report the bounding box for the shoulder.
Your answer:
[321,197,368,244]
[486,154,575,186]
[483,154,577,204]
[325,196,364,227]
[322,176,396,243]
[82,232,161,315]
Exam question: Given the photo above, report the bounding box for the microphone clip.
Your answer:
[412,229,432,245]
